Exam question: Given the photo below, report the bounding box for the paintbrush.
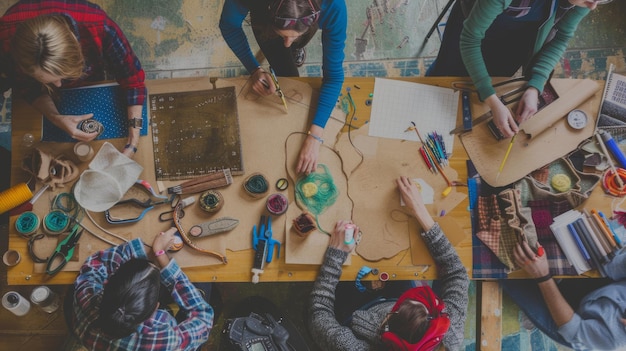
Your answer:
[495,134,516,183]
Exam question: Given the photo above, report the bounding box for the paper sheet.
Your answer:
[368,78,459,150]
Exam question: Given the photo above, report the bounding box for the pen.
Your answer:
[567,222,592,264]
[269,67,288,113]
[598,210,622,247]
[590,209,618,249]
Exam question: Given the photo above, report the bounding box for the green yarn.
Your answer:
[295,164,339,216]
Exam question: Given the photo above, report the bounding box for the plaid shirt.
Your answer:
[71,239,213,351]
[0,0,146,106]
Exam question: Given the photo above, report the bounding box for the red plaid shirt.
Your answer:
[0,0,146,106]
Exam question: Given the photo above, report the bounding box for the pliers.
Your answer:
[105,180,173,224]
[46,223,83,275]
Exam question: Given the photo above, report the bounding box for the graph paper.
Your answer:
[368,78,459,150]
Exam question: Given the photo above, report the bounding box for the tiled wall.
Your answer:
[0,0,624,151]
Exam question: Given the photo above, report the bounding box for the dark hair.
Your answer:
[97,259,161,339]
[385,299,430,343]
[269,0,320,32]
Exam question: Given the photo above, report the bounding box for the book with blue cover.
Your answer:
[41,83,147,142]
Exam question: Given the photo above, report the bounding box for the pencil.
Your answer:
[411,122,452,196]
[495,134,516,182]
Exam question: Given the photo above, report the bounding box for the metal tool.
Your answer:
[46,223,83,275]
[450,78,558,135]
[105,180,172,224]
[269,67,288,113]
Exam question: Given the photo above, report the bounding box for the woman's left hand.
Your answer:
[515,87,539,125]
[329,220,358,253]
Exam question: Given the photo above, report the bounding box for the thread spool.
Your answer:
[266,193,289,215]
[74,142,94,162]
[3,250,21,267]
[244,173,269,198]
[43,211,70,235]
[168,231,184,252]
[30,286,60,313]
[15,211,40,237]
[344,224,356,245]
[2,292,31,316]
[199,190,224,213]
[0,183,33,215]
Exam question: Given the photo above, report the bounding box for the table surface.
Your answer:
[8,76,472,285]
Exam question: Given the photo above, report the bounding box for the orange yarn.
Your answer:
[0,183,33,215]
[602,168,626,197]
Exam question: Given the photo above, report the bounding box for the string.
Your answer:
[344,90,365,177]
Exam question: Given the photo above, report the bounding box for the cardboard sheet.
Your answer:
[331,123,467,262]
[459,79,602,187]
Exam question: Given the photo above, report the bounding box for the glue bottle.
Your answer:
[2,291,31,316]
[344,224,356,245]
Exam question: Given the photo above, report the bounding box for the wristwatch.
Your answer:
[128,117,143,129]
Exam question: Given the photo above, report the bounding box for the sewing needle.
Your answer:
[411,122,452,196]
[269,67,288,113]
[496,134,516,183]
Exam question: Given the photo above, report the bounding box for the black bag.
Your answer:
[220,296,310,351]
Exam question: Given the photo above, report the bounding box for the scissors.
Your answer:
[105,180,174,224]
[46,223,83,275]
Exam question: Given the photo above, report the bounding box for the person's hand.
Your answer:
[122,128,140,158]
[297,136,321,174]
[49,113,98,142]
[328,220,358,253]
[485,94,518,138]
[396,176,435,231]
[515,87,539,125]
[513,240,549,278]
[250,68,275,97]
[152,227,176,253]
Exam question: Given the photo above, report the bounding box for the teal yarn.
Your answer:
[295,164,339,216]
[244,173,269,197]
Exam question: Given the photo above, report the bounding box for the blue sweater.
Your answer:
[559,249,626,350]
[219,0,346,128]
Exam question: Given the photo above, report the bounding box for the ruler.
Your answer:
[462,91,472,131]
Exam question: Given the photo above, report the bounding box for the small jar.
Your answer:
[30,286,60,313]
[2,292,31,316]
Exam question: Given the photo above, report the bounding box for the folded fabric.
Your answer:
[73,142,143,212]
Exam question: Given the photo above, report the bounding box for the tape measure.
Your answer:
[567,109,588,130]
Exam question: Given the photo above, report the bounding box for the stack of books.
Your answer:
[550,209,623,276]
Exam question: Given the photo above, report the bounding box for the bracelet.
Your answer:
[307,131,324,144]
[124,144,138,153]
[534,273,552,283]
[155,249,166,257]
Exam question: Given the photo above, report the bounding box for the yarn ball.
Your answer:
[551,173,572,193]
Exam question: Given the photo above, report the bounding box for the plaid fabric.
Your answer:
[528,200,577,276]
[0,0,146,106]
[72,239,213,350]
[471,176,509,278]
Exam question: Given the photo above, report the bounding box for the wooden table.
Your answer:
[7,76,471,285]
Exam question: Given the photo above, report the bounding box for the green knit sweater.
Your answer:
[308,223,469,350]
[460,0,589,100]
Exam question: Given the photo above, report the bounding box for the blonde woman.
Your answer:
[0,0,146,157]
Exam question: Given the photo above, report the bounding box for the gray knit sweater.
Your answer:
[308,223,469,351]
